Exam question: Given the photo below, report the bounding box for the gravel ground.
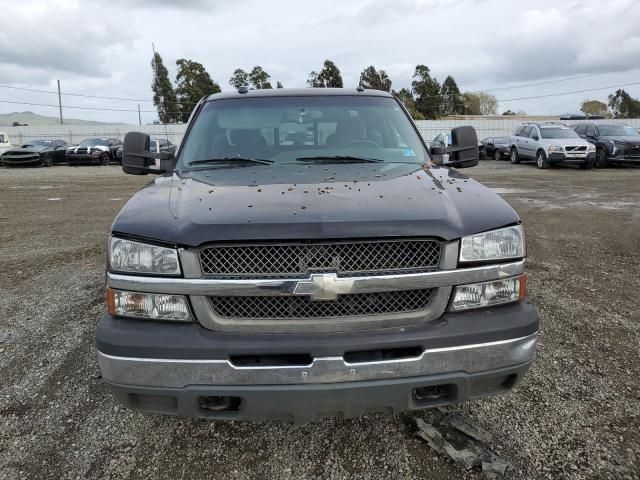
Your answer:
[0,161,639,480]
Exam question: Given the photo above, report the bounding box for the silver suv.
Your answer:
[509,122,596,169]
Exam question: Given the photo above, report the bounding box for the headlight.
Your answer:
[449,275,526,311]
[587,144,595,151]
[459,225,525,263]
[109,237,181,275]
[108,288,191,321]
[548,145,563,152]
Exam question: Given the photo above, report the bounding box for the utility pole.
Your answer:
[57,80,63,125]
[138,104,142,126]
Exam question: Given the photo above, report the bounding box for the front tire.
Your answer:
[510,147,520,164]
[536,150,549,169]
[41,154,53,167]
[580,157,594,170]
[494,150,501,161]
[100,152,109,166]
[595,148,608,168]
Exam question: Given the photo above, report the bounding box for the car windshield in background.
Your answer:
[598,125,638,136]
[27,140,52,147]
[494,137,509,144]
[540,128,579,139]
[178,95,428,168]
[79,138,109,146]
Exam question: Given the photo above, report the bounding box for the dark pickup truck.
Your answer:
[97,88,538,423]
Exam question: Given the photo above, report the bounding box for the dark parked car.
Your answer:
[115,138,176,165]
[66,137,122,165]
[97,88,538,423]
[481,136,510,160]
[572,123,640,167]
[0,139,68,167]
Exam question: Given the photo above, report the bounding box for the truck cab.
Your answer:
[97,88,538,423]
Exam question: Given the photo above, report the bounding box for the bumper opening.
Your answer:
[344,345,422,364]
[229,353,313,367]
[199,395,242,412]
[412,384,456,405]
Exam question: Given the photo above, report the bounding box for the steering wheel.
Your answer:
[342,139,381,149]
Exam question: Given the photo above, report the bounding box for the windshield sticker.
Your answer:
[403,148,416,157]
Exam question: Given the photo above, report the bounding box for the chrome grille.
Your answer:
[565,146,587,152]
[199,239,442,279]
[210,289,435,319]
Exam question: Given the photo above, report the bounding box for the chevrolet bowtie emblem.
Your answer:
[293,273,354,301]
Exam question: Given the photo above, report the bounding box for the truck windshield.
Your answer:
[79,138,109,146]
[178,95,428,168]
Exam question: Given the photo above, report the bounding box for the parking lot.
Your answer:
[0,161,639,480]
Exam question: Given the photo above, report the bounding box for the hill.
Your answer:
[0,111,113,126]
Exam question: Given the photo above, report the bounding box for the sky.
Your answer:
[1,0,639,124]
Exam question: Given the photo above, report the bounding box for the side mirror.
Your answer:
[532,135,539,141]
[122,132,173,175]
[430,126,479,168]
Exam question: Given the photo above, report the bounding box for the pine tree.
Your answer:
[229,68,250,89]
[249,66,273,89]
[440,75,462,116]
[359,66,392,91]
[411,65,441,119]
[307,60,343,88]
[151,52,179,123]
[175,59,221,123]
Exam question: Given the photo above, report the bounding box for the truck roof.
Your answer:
[205,87,394,102]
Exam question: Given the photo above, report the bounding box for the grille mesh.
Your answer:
[199,239,441,278]
[210,289,435,319]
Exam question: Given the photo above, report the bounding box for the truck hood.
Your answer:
[111,163,520,247]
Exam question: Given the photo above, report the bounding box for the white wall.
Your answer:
[1,124,187,146]
[3,118,639,146]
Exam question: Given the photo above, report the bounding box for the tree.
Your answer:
[175,58,221,122]
[229,68,250,89]
[411,65,441,119]
[477,92,498,115]
[276,81,284,88]
[608,89,640,118]
[307,60,343,88]
[395,88,424,120]
[359,65,392,91]
[151,51,179,123]
[440,75,463,116]
[249,66,273,89]
[462,92,481,115]
[579,99,609,117]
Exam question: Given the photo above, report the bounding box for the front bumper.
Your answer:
[609,151,640,163]
[548,151,595,163]
[66,153,103,163]
[97,301,539,422]
[105,362,532,423]
[0,154,43,166]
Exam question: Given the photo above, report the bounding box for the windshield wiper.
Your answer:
[188,156,273,166]
[295,155,383,163]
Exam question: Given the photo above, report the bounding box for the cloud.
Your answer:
[0,1,135,77]
[106,0,235,10]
